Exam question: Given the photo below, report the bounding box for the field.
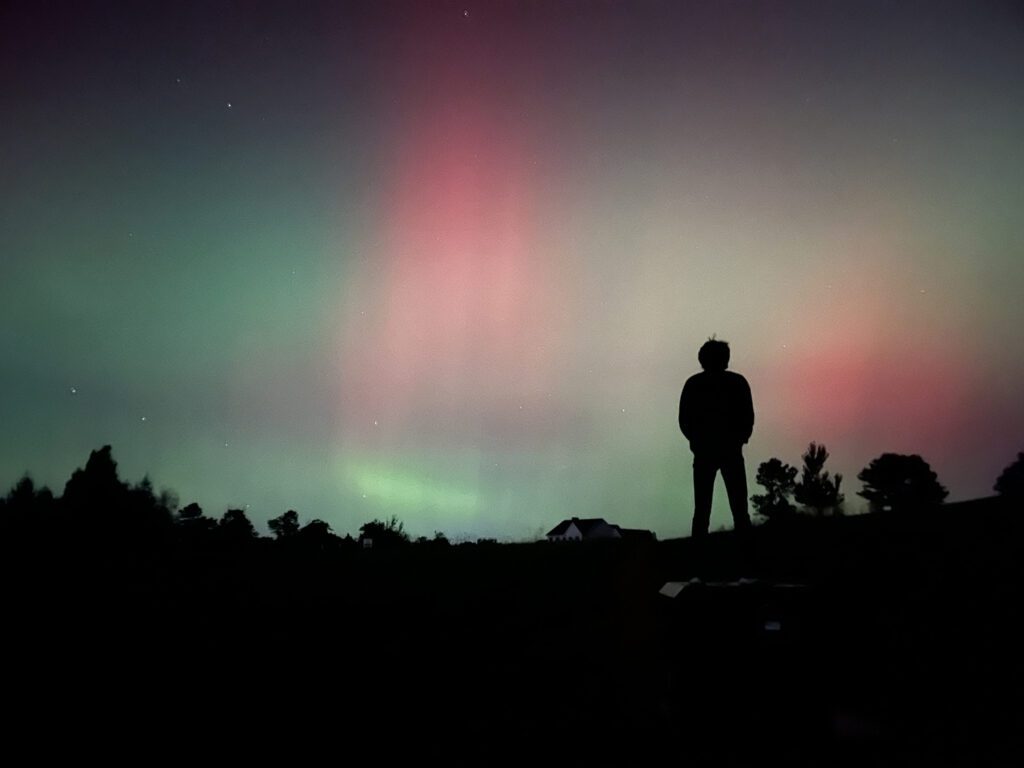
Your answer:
[4,497,1022,763]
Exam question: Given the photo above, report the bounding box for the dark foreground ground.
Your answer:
[4,498,1023,764]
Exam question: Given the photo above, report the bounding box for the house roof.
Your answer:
[545,518,657,540]
[545,517,613,537]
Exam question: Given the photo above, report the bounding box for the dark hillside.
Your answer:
[2,498,1021,763]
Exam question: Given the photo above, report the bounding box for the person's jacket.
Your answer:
[678,370,754,454]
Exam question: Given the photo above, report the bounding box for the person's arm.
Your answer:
[740,377,754,444]
[678,381,692,440]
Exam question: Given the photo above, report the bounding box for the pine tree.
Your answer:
[794,442,844,516]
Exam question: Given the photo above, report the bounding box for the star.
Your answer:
[70,387,77,395]
[140,416,147,422]
[463,9,469,17]
[373,420,378,426]
[227,102,233,109]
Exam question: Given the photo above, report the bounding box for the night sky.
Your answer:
[3,1,1022,540]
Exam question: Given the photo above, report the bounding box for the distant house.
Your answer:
[545,517,656,542]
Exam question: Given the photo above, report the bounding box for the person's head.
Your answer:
[698,338,730,371]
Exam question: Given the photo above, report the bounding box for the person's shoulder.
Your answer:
[683,371,706,387]
[724,370,750,386]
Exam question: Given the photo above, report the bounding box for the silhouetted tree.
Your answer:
[5,475,43,507]
[3,475,53,512]
[218,508,258,544]
[62,445,126,513]
[126,475,176,532]
[994,452,1024,501]
[358,515,409,548]
[268,510,300,540]
[175,501,217,544]
[794,443,844,516]
[60,447,173,546]
[751,458,798,522]
[1,475,55,534]
[295,519,340,552]
[177,502,205,523]
[857,453,948,513]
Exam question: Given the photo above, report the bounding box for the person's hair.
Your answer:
[698,338,730,371]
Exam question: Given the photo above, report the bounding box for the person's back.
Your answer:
[679,369,753,455]
[678,339,754,543]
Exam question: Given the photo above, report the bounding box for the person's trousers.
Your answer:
[691,448,751,538]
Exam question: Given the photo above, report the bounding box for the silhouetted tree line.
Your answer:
[749,442,1024,523]
[0,445,463,560]
[1,445,1021,556]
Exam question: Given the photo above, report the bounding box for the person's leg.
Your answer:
[721,450,755,574]
[691,453,716,539]
[721,450,750,532]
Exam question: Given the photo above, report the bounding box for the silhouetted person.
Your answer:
[679,339,754,540]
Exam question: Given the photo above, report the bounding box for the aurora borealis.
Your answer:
[2,1,1022,540]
